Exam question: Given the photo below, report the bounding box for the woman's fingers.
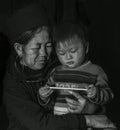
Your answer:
[68,91,86,106]
[66,97,85,113]
[68,91,86,102]
[65,91,87,113]
[66,98,79,109]
[67,107,80,113]
[68,91,82,99]
[66,97,79,106]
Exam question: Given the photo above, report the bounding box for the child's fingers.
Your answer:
[42,89,53,97]
[87,85,97,98]
[39,87,53,97]
[47,89,53,96]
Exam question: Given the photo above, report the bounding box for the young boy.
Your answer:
[38,22,115,129]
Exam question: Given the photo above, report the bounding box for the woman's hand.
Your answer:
[85,115,117,129]
[65,91,86,113]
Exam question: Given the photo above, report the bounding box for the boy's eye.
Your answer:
[70,48,77,53]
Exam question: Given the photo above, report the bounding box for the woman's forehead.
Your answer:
[34,30,50,41]
[25,30,50,48]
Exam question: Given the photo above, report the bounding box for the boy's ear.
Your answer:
[14,43,23,57]
[85,41,89,54]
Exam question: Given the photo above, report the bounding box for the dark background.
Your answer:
[0,0,120,129]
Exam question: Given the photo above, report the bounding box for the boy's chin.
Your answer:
[66,64,77,68]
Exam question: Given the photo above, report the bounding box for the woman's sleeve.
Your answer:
[3,73,87,130]
[88,65,114,105]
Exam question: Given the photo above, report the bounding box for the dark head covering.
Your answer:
[5,3,49,42]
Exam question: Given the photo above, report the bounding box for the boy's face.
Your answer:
[56,35,86,68]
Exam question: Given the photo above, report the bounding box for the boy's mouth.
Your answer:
[66,61,74,65]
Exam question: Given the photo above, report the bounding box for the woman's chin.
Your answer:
[29,64,45,70]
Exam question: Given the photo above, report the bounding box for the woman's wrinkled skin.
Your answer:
[14,27,52,70]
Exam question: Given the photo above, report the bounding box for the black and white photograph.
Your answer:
[0,0,119,130]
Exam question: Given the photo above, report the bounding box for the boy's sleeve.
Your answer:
[88,66,114,105]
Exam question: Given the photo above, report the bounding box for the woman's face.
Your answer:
[19,29,52,70]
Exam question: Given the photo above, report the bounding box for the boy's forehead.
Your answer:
[58,35,82,48]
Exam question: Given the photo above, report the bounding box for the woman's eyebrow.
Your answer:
[35,43,42,46]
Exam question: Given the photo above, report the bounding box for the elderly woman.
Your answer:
[3,3,116,130]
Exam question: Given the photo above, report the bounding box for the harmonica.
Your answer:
[50,86,88,91]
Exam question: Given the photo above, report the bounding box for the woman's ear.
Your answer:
[85,41,89,54]
[14,43,23,57]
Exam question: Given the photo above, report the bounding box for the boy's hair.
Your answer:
[53,22,89,44]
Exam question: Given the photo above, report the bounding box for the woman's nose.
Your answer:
[39,46,47,56]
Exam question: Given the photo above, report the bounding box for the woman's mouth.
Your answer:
[37,59,46,63]
[36,56,47,63]
[35,60,46,65]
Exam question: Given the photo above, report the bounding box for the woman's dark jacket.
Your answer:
[3,58,87,130]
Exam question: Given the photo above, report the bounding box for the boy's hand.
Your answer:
[87,84,97,98]
[39,85,53,101]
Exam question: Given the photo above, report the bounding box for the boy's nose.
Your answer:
[66,53,72,60]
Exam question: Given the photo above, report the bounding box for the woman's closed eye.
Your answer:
[32,46,40,51]
[46,42,52,47]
